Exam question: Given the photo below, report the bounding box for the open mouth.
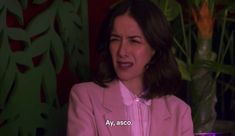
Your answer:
[117,61,133,69]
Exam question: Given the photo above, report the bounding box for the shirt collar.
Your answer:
[119,80,151,106]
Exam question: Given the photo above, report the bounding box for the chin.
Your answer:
[116,73,135,82]
[116,74,130,81]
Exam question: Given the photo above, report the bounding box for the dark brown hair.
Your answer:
[93,0,181,99]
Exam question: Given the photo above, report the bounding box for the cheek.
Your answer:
[136,49,154,63]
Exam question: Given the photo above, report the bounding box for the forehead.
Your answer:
[112,15,143,35]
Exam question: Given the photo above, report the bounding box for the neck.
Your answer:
[122,78,143,95]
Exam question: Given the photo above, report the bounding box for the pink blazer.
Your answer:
[67,80,194,136]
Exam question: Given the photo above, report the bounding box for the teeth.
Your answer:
[117,62,133,68]
[120,63,131,67]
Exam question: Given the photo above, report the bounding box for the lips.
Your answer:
[117,61,133,70]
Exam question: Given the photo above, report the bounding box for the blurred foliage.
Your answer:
[152,0,235,133]
[0,0,89,135]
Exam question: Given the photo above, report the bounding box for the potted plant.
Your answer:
[152,0,235,134]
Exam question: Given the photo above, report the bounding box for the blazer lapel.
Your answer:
[103,80,131,136]
[149,96,171,135]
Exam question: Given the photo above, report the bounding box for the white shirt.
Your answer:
[119,81,151,136]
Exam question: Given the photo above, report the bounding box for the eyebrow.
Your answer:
[110,34,120,38]
[128,36,142,39]
[110,34,142,39]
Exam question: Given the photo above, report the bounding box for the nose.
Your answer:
[117,40,128,57]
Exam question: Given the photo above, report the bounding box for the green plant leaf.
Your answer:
[40,52,57,106]
[57,1,90,80]
[26,8,54,37]
[0,0,72,135]
[0,30,9,80]
[0,69,44,136]
[0,122,18,136]
[173,37,187,57]
[6,0,24,24]
[33,0,48,5]
[49,30,64,73]
[7,28,30,46]
[7,28,32,70]
[0,7,6,30]
[228,2,235,13]
[190,0,201,7]
[0,59,16,109]
[71,0,81,11]
[13,51,33,68]
[30,33,50,57]
[0,49,9,80]
[151,0,180,21]
[194,61,235,76]
[19,0,28,9]
[164,0,181,21]
[176,58,191,80]
[57,2,80,30]
[217,80,235,93]
[0,0,4,10]
[214,64,235,76]
[216,0,235,11]
[41,104,67,136]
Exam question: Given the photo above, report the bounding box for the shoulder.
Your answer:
[71,82,103,91]
[162,95,191,115]
[163,96,194,134]
[70,82,104,96]
[164,95,189,108]
[70,81,119,99]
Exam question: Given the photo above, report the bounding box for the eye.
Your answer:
[130,39,140,43]
[110,35,120,43]
[110,37,118,42]
[129,38,141,44]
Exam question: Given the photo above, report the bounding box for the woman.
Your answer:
[67,0,194,136]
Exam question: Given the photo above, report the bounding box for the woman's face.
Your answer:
[110,14,155,85]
